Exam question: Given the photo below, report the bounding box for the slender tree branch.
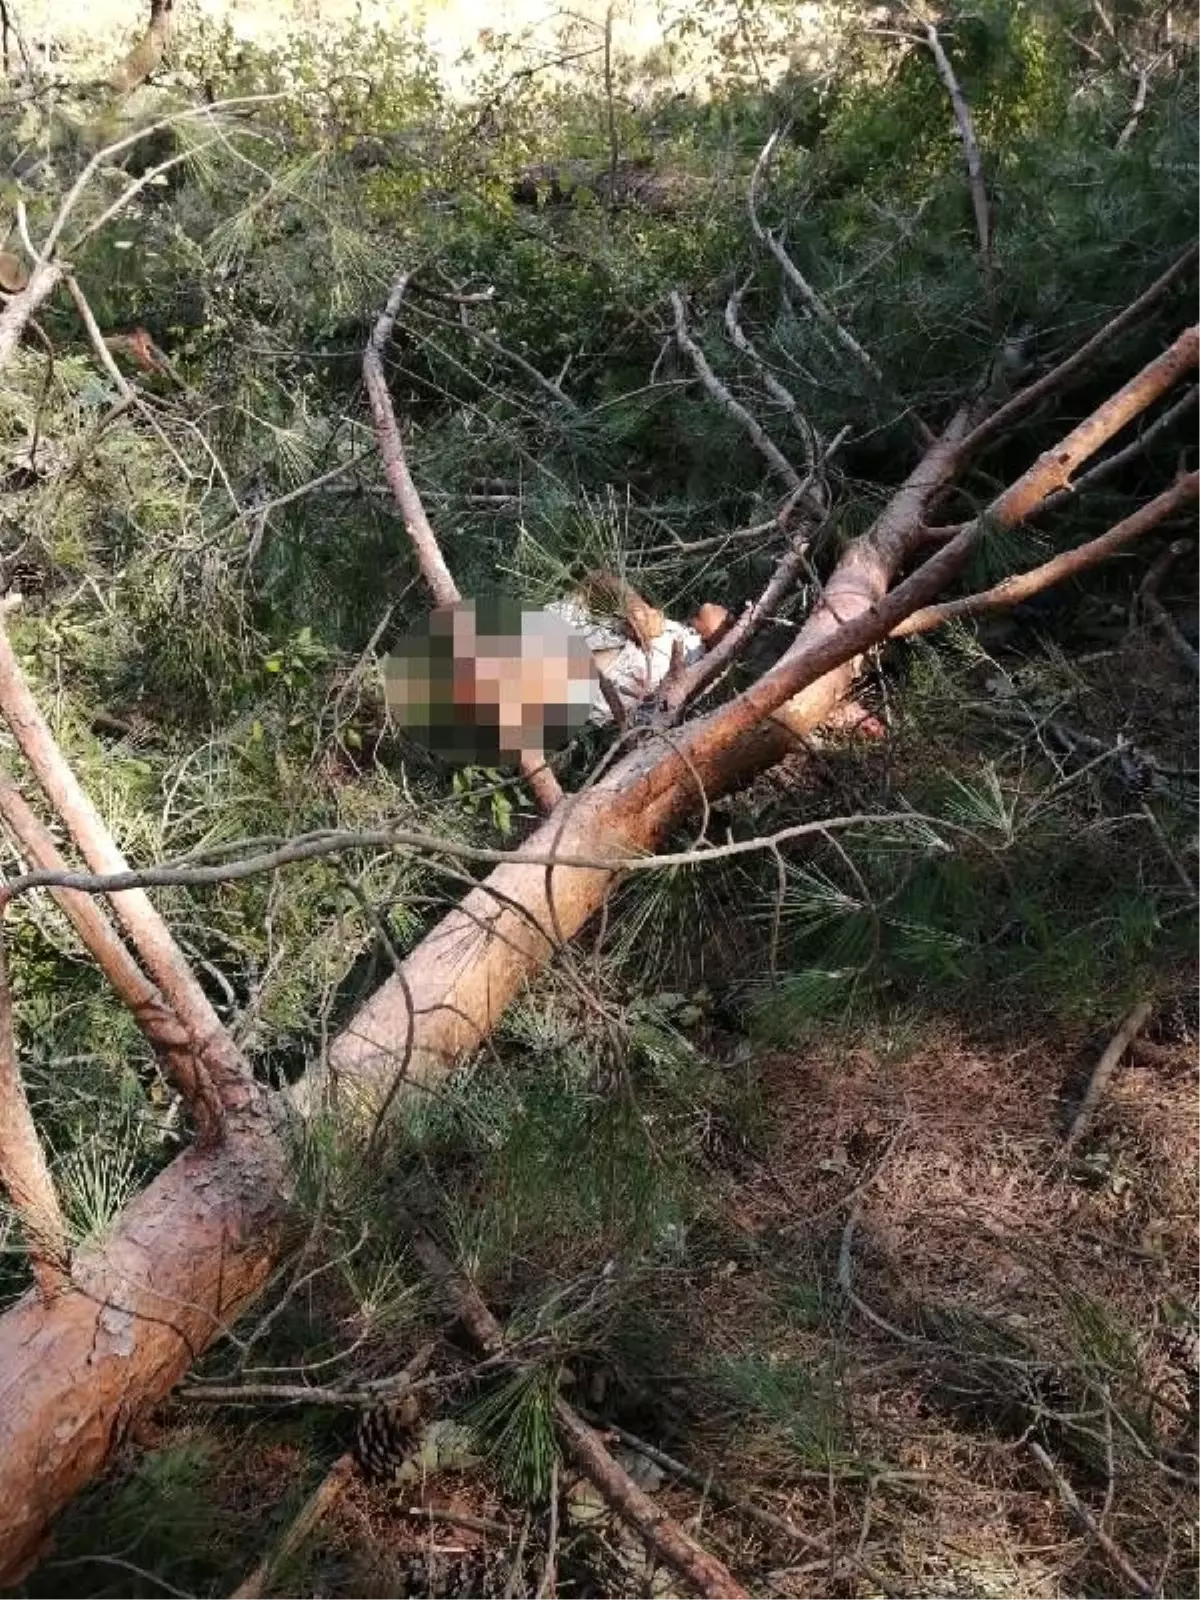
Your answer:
[1115,61,1150,149]
[0,928,68,1299]
[748,127,886,390]
[364,270,461,609]
[892,471,1199,637]
[662,529,815,716]
[0,810,947,901]
[406,1224,750,1600]
[0,626,257,1132]
[918,20,994,313]
[229,1454,357,1599]
[1066,1000,1154,1147]
[365,270,563,812]
[1028,1440,1155,1597]
[724,278,818,472]
[1135,536,1199,675]
[0,777,225,1140]
[0,259,63,373]
[724,325,1198,732]
[1039,383,1198,515]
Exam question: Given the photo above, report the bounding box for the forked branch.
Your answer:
[0,627,256,1139]
[893,471,1199,637]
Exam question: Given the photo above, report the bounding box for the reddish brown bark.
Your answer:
[893,471,1199,637]
[0,1108,287,1582]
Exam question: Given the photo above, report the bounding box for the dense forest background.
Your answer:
[0,1,1196,1595]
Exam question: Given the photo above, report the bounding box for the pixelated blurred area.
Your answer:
[381,595,598,766]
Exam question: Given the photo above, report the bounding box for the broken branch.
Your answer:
[407,1225,750,1599]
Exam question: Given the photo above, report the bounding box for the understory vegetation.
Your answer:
[0,0,1196,1595]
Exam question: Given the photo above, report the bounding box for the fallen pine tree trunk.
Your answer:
[0,305,1194,1580]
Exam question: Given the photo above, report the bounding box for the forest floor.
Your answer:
[60,999,1194,1599]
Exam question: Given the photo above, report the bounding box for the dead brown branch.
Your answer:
[1028,1439,1155,1597]
[892,471,1199,637]
[0,930,67,1299]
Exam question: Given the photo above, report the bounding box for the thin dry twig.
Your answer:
[662,526,816,717]
[1028,1439,1155,1596]
[0,809,947,901]
[534,1455,560,1598]
[1066,1000,1154,1147]
[724,278,819,473]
